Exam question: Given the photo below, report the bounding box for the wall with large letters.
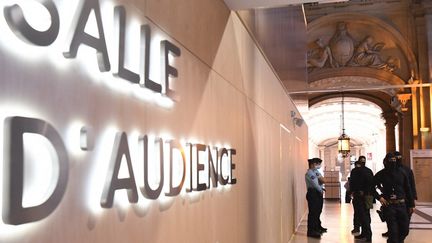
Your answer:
[0,0,308,242]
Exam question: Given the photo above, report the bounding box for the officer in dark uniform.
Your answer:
[374,152,415,243]
[382,151,418,238]
[350,156,373,242]
[394,151,417,203]
[305,158,327,238]
[395,151,417,224]
[349,161,362,234]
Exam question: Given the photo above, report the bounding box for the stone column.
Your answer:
[382,111,398,153]
[399,110,413,167]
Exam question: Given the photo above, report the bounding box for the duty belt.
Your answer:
[388,199,405,204]
[353,191,366,196]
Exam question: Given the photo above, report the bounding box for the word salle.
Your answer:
[3,0,180,98]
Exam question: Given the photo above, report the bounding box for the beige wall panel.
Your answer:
[269,119,283,243]
[230,15,305,132]
[280,127,295,242]
[210,15,245,91]
[294,136,309,227]
[0,0,307,242]
[248,59,282,121]
[240,100,282,243]
[145,0,230,69]
[236,98,259,243]
[231,13,257,95]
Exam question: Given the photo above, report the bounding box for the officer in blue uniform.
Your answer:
[305,157,327,238]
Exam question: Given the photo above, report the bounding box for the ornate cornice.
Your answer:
[308,67,406,86]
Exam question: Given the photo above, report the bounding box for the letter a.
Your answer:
[101,132,138,208]
[63,0,110,72]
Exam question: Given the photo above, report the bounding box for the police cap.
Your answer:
[308,158,322,165]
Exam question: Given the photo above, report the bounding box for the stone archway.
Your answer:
[310,91,402,153]
[308,96,389,176]
[305,12,416,160]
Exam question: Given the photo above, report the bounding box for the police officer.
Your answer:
[394,151,417,203]
[349,161,362,235]
[305,157,327,238]
[395,151,417,223]
[374,152,415,243]
[350,156,373,242]
[382,151,418,238]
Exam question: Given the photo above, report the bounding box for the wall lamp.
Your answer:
[290,111,304,127]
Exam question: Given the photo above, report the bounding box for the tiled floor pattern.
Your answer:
[410,203,432,230]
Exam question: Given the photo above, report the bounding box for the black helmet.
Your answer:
[384,152,395,161]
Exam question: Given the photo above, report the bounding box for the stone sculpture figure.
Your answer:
[383,56,400,72]
[349,36,386,68]
[307,38,334,69]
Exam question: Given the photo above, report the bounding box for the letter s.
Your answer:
[4,0,60,46]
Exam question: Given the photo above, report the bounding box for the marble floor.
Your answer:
[289,201,432,243]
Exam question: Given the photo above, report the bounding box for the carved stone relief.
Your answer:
[307,22,400,73]
[329,22,354,67]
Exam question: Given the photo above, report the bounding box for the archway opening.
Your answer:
[306,96,388,179]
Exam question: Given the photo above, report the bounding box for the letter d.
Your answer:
[3,116,68,225]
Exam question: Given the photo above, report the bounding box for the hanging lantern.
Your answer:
[338,93,350,157]
[338,132,350,158]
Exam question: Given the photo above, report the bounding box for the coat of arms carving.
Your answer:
[307,22,400,73]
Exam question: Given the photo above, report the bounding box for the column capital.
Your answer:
[382,111,398,128]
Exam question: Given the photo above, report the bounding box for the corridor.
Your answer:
[290,201,432,243]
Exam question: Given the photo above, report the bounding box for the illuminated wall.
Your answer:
[0,0,308,242]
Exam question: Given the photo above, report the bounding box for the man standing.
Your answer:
[350,156,374,242]
[305,158,327,238]
[349,162,362,235]
[395,152,417,225]
[394,151,417,202]
[374,153,415,243]
[382,151,417,238]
